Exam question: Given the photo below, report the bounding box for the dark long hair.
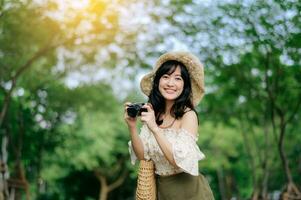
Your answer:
[148,60,197,125]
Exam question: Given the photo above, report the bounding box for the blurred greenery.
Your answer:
[0,0,300,200]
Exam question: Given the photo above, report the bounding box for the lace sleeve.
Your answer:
[128,125,150,165]
[171,128,205,176]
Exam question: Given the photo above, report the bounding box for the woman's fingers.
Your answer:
[140,104,154,124]
[124,102,131,109]
[142,103,154,112]
[124,102,133,116]
[147,103,154,110]
[124,102,131,119]
[140,117,145,122]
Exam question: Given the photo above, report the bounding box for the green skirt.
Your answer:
[156,172,215,200]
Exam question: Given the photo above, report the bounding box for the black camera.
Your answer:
[127,103,147,118]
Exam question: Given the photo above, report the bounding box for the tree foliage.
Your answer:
[0,0,300,199]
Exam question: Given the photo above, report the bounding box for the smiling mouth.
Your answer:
[165,89,176,93]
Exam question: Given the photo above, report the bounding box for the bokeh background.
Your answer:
[0,0,300,199]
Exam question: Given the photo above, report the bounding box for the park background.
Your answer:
[0,0,300,199]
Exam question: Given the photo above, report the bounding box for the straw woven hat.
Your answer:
[140,51,205,106]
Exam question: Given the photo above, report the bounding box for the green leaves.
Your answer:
[1,0,300,199]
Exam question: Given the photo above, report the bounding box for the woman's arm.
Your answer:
[124,102,145,160]
[150,127,177,166]
[141,104,198,167]
[128,126,145,160]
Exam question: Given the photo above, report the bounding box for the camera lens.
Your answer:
[127,106,139,118]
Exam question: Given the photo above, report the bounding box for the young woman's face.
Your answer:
[158,66,184,102]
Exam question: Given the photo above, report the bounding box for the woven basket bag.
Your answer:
[136,160,156,200]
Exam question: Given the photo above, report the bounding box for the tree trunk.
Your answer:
[0,84,14,128]
[251,189,259,200]
[261,170,269,200]
[99,176,108,200]
[278,115,301,199]
[278,116,293,184]
[14,110,30,200]
[94,168,128,200]
[14,162,30,200]
[217,168,226,200]
[0,136,9,199]
[239,119,261,200]
[261,123,270,200]
[276,122,301,199]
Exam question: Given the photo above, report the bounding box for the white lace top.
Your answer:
[128,125,205,176]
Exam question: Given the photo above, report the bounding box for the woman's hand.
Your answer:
[140,103,158,133]
[124,102,137,129]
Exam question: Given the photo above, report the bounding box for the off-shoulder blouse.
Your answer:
[128,124,205,176]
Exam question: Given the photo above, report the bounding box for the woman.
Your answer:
[124,52,214,200]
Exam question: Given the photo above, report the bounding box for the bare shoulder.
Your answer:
[180,110,198,137]
[183,109,198,120]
